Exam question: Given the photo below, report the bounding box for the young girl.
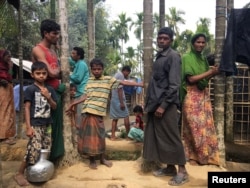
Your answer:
[128,105,144,142]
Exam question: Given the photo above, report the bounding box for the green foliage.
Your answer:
[1,0,49,59]
[0,0,18,45]
[68,0,87,51]
[95,4,111,61]
[104,49,121,75]
[165,7,185,38]
[176,29,193,55]
[0,1,216,77]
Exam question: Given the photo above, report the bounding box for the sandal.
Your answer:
[168,172,189,186]
[153,166,177,177]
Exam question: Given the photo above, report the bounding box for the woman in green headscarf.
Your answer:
[181,33,220,166]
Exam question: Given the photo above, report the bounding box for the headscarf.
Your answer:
[0,49,12,81]
[180,33,209,102]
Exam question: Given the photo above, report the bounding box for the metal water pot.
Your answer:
[26,149,54,182]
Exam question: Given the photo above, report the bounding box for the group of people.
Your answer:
[5,18,142,186]
[142,28,220,186]
[109,65,144,142]
[0,17,220,187]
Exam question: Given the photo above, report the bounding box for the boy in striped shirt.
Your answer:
[66,58,143,169]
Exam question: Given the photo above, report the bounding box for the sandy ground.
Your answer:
[2,138,250,188]
[2,158,250,188]
[1,158,227,188]
[1,116,250,188]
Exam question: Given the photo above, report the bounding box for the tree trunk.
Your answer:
[143,0,153,92]
[17,0,23,139]
[214,0,227,167]
[225,0,234,142]
[87,0,95,64]
[141,0,156,173]
[159,0,165,29]
[50,0,56,20]
[58,0,80,168]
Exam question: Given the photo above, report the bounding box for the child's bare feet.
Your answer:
[14,173,30,186]
[89,161,97,169]
[89,156,98,169]
[100,159,113,167]
[89,158,98,169]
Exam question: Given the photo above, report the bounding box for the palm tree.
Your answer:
[141,0,155,173]
[58,0,80,167]
[130,12,143,76]
[17,0,24,139]
[176,29,193,55]
[165,7,185,38]
[107,24,120,49]
[224,0,234,142]
[130,12,143,43]
[196,18,211,37]
[159,0,165,28]
[105,50,121,75]
[153,13,160,35]
[87,0,95,63]
[50,0,56,19]
[124,46,138,75]
[143,0,153,90]
[214,0,227,167]
[113,13,132,64]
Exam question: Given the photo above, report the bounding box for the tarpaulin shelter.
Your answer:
[220,8,250,74]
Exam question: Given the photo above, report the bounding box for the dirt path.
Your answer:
[2,159,230,188]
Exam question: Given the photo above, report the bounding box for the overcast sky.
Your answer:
[104,0,250,35]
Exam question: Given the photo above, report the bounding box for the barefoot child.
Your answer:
[14,62,57,186]
[66,58,143,169]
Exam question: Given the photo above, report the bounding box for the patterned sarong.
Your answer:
[77,113,105,156]
[0,83,16,139]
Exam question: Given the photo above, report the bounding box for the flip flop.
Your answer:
[153,166,177,177]
[168,172,189,186]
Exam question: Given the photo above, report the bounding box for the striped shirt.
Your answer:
[82,75,120,116]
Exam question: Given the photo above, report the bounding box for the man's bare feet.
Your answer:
[100,159,113,167]
[14,173,30,186]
